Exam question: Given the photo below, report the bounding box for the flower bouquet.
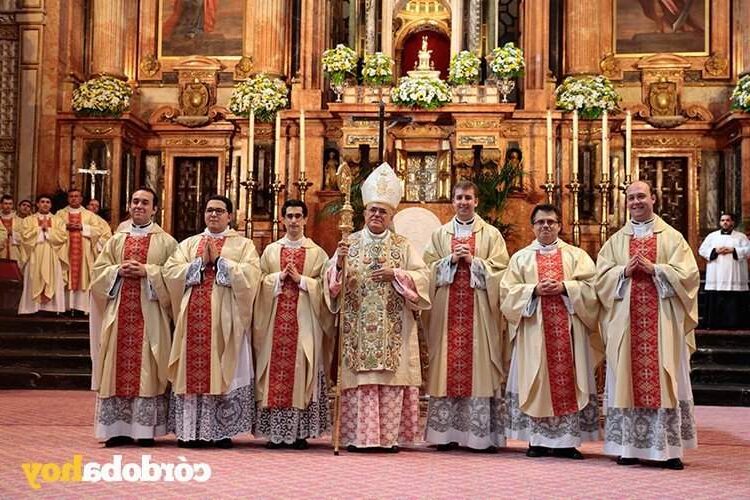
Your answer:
[228,73,289,122]
[555,74,620,119]
[71,75,132,117]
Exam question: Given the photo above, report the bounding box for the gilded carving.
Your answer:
[648,79,677,117]
[458,135,496,147]
[683,105,713,121]
[345,134,379,147]
[457,119,501,129]
[704,53,728,77]
[634,136,700,148]
[163,137,228,147]
[180,80,210,116]
[234,56,254,80]
[600,53,621,79]
[139,54,161,78]
[82,126,114,135]
[0,17,18,194]
[0,138,14,152]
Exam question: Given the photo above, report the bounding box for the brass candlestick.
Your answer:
[294,172,313,202]
[239,175,257,238]
[597,175,612,245]
[618,173,632,224]
[270,176,285,241]
[566,178,581,246]
[541,172,558,204]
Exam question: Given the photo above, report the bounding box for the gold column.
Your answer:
[90,0,127,78]
[251,0,290,78]
[521,0,550,110]
[563,2,602,75]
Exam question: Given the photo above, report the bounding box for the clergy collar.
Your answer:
[1,212,14,218]
[132,220,153,230]
[531,239,559,252]
[203,227,230,238]
[279,235,306,247]
[68,207,82,212]
[364,227,389,241]
[630,216,655,226]
[455,217,475,226]
[720,229,733,235]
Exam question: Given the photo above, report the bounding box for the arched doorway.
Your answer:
[399,30,450,79]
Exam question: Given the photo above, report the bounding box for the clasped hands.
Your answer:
[66,223,83,231]
[450,243,473,265]
[535,279,565,296]
[715,246,735,256]
[201,240,220,267]
[280,262,302,284]
[118,259,147,278]
[624,254,655,277]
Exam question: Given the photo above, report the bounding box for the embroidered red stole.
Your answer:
[115,234,152,397]
[536,249,578,416]
[185,236,226,394]
[1,217,12,259]
[629,235,661,409]
[67,212,83,290]
[267,246,307,408]
[446,233,475,398]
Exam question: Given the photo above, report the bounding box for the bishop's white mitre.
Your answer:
[361,162,403,210]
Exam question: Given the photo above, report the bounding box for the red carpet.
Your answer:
[0,390,748,498]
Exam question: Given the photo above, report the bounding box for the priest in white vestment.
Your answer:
[17,196,66,314]
[698,213,750,329]
[500,204,602,459]
[325,163,431,452]
[596,181,699,470]
[90,188,176,446]
[253,199,333,449]
[423,180,509,452]
[164,195,261,449]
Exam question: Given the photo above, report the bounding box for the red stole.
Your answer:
[185,236,226,394]
[267,246,307,408]
[446,233,475,398]
[1,217,12,259]
[629,235,661,409]
[536,249,578,416]
[67,212,83,290]
[114,234,152,397]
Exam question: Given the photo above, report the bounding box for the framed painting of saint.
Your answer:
[159,0,244,58]
[614,0,708,55]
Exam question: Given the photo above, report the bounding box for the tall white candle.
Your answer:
[572,109,579,179]
[546,110,553,176]
[602,110,609,181]
[625,110,632,177]
[299,109,306,176]
[248,109,255,177]
[274,112,281,177]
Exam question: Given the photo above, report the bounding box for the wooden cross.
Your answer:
[77,161,109,201]
[353,100,411,164]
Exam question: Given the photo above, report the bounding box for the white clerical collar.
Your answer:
[365,227,389,241]
[720,229,733,235]
[203,227,230,238]
[68,207,82,213]
[280,235,306,248]
[130,220,153,235]
[1,212,14,219]
[531,239,559,253]
[630,217,655,238]
[455,216,475,226]
[37,213,51,219]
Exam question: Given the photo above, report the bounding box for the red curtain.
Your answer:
[399,30,451,80]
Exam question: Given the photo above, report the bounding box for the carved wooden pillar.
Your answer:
[563,1,602,75]
[365,0,377,54]
[450,0,463,55]
[521,0,550,110]
[381,0,394,57]
[251,0,290,78]
[90,0,127,78]
[467,0,481,53]
[735,0,750,76]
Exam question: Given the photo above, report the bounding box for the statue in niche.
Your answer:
[324,150,339,191]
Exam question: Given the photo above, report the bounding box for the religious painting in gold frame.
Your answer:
[613,0,708,56]
[159,0,245,58]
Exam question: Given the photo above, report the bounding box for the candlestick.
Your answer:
[546,110,553,176]
[248,109,255,177]
[274,112,281,177]
[299,110,306,176]
[572,109,579,179]
[602,110,609,181]
[625,110,632,178]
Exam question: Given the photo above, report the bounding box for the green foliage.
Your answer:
[470,159,524,236]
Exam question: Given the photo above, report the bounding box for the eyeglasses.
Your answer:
[533,219,559,227]
[205,208,227,215]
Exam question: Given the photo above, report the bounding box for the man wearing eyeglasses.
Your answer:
[89,187,177,447]
[253,199,333,449]
[500,203,602,460]
[325,163,431,453]
[422,180,509,453]
[596,181,699,470]
[164,194,261,449]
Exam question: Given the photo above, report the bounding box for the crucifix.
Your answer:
[352,100,411,164]
[77,161,109,201]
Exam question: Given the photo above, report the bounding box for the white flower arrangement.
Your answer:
[555,74,621,119]
[448,51,481,86]
[391,76,452,110]
[489,42,525,79]
[730,74,750,112]
[71,75,132,116]
[228,73,289,122]
[362,52,394,87]
[322,44,358,86]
